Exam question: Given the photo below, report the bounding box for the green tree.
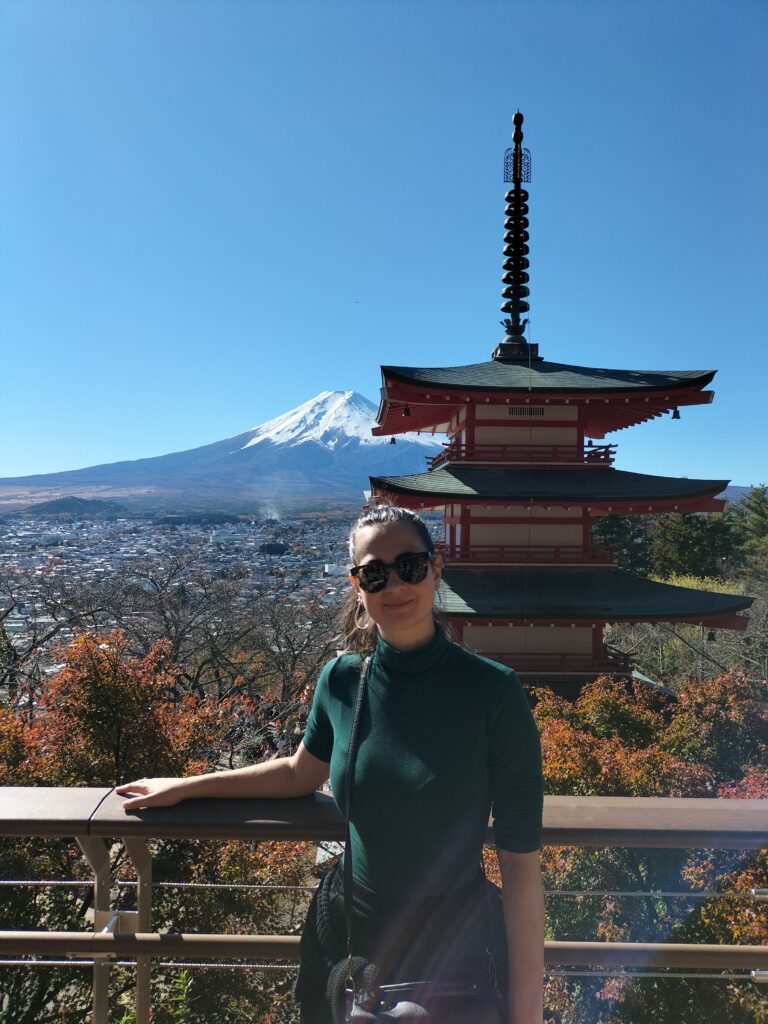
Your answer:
[650,513,737,579]
[732,485,768,543]
[534,674,768,1024]
[591,515,651,575]
[731,485,768,578]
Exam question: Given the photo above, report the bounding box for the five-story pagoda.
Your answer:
[368,113,752,693]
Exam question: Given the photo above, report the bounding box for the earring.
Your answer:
[354,602,371,630]
[435,588,444,614]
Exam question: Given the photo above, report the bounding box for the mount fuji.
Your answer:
[0,392,441,511]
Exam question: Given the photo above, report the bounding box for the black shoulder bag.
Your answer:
[339,656,506,1024]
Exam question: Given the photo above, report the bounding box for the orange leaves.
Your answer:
[31,631,180,786]
[569,675,666,744]
[155,693,232,775]
[221,839,315,889]
[534,672,765,799]
[0,706,27,785]
[535,678,714,798]
[482,844,502,886]
[535,670,768,1022]
[719,765,768,800]
[538,718,605,795]
[690,767,768,950]
[684,848,768,947]
[662,671,768,779]
[20,630,256,787]
[1,627,319,1022]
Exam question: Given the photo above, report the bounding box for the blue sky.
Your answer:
[1,0,766,485]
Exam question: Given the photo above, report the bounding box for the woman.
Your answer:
[118,506,544,1023]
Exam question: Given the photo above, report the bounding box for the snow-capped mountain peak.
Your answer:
[0,389,442,506]
[240,390,435,450]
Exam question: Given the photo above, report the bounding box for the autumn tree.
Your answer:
[1,630,316,1024]
[534,673,768,1024]
[0,564,110,705]
[31,632,185,785]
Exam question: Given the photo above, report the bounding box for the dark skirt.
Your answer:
[294,861,507,1023]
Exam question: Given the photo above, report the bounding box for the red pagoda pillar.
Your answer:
[368,114,751,695]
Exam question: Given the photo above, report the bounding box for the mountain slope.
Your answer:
[0,391,441,505]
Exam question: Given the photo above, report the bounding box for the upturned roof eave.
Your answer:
[373,366,717,436]
[369,469,730,505]
[438,568,753,622]
[380,362,717,394]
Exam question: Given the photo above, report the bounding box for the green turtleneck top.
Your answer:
[302,629,543,898]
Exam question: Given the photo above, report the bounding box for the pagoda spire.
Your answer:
[493,112,540,362]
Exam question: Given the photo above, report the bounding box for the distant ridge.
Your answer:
[24,496,127,516]
[0,391,441,512]
[723,485,756,503]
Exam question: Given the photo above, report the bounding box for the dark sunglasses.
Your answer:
[350,551,432,594]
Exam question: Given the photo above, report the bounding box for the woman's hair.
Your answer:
[346,504,434,563]
[339,505,437,654]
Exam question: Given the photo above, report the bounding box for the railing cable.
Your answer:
[547,969,756,981]
[543,889,755,900]
[0,960,758,982]
[1,880,755,899]
[0,879,315,892]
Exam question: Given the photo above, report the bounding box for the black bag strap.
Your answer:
[343,654,371,969]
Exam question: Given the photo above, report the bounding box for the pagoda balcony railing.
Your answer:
[489,649,632,676]
[438,542,616,566]
[427,442,617,470]
[0,788,767,1024]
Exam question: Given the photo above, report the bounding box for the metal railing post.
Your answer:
[76,837,111,1024]
[123,838,152,1024]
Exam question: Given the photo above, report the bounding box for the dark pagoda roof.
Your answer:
[371,467,728,504]
[440,568,752,623]
[381,360,715,394]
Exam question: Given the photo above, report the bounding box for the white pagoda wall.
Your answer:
[466,506,583,518]
[469,522,583,545]
[474,425,579,445]
[464,625,594,654]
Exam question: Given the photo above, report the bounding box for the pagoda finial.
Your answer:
[493,112,540,362]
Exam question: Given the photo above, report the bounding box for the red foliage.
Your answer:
[28,631,182,785]
[0,705,27,785]
[533,671,768,1022]
[663,671,768,778]
[0,629,318,1023]
[718,765,768,800]
[17,630,253,787]
[534,678,714,797]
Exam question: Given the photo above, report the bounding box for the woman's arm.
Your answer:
[497,848,544,1024]
[116,742,330,811]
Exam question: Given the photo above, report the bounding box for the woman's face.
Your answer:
[351,521,441,651]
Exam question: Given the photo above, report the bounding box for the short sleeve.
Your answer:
[489,669,544,853]
[301,658,337,763]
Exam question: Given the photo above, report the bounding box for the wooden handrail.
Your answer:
[428,443,617,469]
[440,544,616,565]
[1,789,766,849]
[1,931,767,969]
